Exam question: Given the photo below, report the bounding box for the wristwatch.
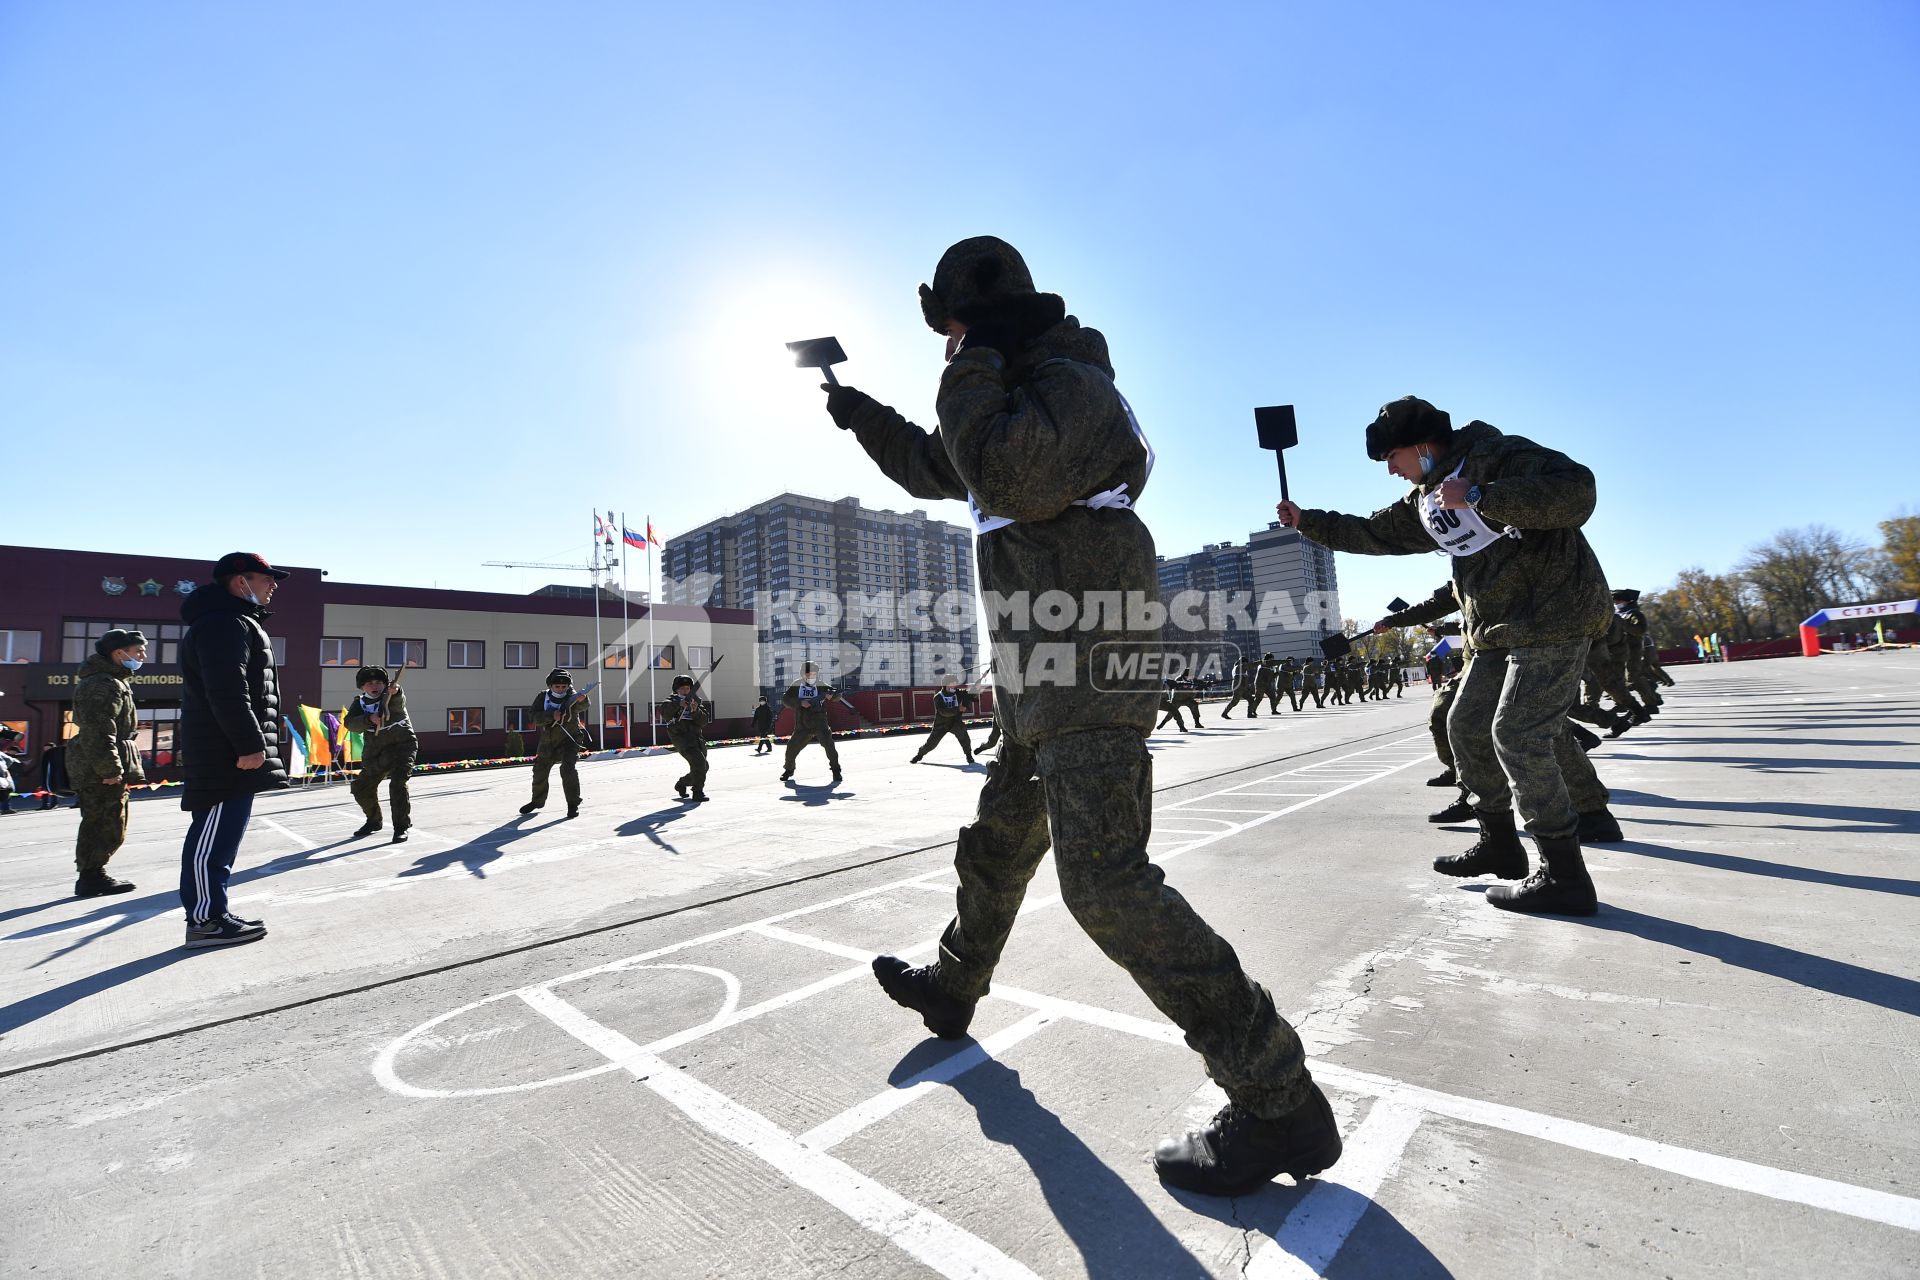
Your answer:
[1465,483,1483,508]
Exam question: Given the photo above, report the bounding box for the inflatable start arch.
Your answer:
[1799,599,1919,656]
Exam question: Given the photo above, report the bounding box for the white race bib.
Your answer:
[1421,462,1520,558]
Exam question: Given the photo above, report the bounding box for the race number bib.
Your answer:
[1422,462,1520,557]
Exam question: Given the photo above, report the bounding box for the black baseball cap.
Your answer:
[213,551,290,580]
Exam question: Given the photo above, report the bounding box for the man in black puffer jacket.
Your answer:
[176,551,290,949]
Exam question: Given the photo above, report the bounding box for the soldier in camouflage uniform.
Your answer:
[1281,396,1616,914]
[1282,656,1304,710]
[1156,676,1204,732]
[1569,614,1644,737]
[68,628,148,896]
[344,666,416,842]
[822,236,1338,1196]
[1219,653,1262,719]
[1611,589,1666,713]
[662,674,711,802]
[520,668,588,818]
[914,676,979,763]
[1253,653,1279,714]
[780,663,845,783]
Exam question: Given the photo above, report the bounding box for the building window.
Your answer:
[649,644,675,669]
[555,642,587,669]
[321,637,363,668]
[688,645,712,670]
[386,639,426,670]
[504,641,539,669]
[448,640,485,669]
[0,630,41,664]
[504,706,531,733]
[605,703,628,729]
[604,644,631,669]
[448,708,484,736]
[270,636,288,667]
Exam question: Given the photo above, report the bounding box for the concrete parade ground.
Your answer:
[2,654,1916,1279]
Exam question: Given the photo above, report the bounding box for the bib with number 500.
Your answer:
[1421,462,1522,557]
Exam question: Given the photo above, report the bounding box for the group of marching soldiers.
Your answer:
[1157,651,1407,732]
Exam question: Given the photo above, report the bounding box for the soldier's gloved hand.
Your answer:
[822,383,875,430]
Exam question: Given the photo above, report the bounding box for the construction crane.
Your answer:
[482,554,623,749]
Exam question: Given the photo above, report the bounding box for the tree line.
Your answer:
[1641,511,1919,649]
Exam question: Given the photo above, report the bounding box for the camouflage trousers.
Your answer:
[1156,697,1201,731]
[668,722,708,793]
[530,741,581,808]
[915,718,973,761]
[1428,681,1457,770]
[74,780,130,871]
[1221,687,1261,717]
[352,734,416,827]
[1448,641,1608,839]
[783,722,840,773]
[932,727,1310,1118]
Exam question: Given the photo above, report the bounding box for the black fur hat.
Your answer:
[920,236,1035,333]
[354,665,388,686]
[1364,397,1453,461]
[545,668,573,685]
[1611,589,1640,603]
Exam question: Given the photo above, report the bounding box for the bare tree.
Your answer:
[1736,525,1874,635]
[1869,509,1920,599]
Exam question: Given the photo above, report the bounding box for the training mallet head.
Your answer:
[1320,633,1353,661]
[1254,405,1298,501]
[1388,597,1410,613]
[787,336,848,386]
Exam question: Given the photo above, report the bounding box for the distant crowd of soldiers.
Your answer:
[1157,651,1408,731]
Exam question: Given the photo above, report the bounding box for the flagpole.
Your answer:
[620,509,633,750]
[647,513,658,747]
[592,510,606,750]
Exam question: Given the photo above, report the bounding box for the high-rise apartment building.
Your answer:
[664,493,979,697]
[1156,525,1342,669]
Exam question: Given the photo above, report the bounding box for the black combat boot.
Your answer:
[1606,714,1633,738]
[1576,808,1623,843]
[1569,723,1601,753]
[565,803,580,820]
[1426,768,1457,788]
[74,868,136,897]
[831,769,843,785]
[351,819,383,839]
[1487,835,1598,915]
[690,791,709,803]
[1153,1081,1343,1196]
[675,779,689,799]
[1433,809,1529,879]
[391,825,410,844]
[518,801,540,815]
[1428,792,1474,824]
[779,768,794,782]
[871,955,976,1039]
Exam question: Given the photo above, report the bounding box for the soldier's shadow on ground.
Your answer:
[1458,886,1920,1017]
[779,781,853,808]
[908,1048,1212,1279]
[1608,838,1920,898]
[6,833,381,959]
[0,946,199,1040]
[1611,788,1919,834]
[397,815,542,879]
[615,804,700,853]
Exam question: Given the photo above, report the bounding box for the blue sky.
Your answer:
[2,2,1913,623]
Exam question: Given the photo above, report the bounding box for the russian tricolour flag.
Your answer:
[623,525,649,549]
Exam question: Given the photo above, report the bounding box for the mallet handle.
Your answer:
[819,366,840,387]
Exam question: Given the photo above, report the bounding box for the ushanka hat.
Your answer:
[1363,397,1453,461]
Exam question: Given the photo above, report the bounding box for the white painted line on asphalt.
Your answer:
[519,985,1046,1280]
[1244,1100,1425,1279]
[750,923,877,963]
[1310,1062,1920,1234]
[255,816,317,852]
[798,1011,1056,1153]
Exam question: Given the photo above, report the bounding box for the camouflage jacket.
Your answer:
[841,317,1159,744]
[782,681,841,733]
[69,654,144,785]
[1294,421,1610,650]
[530,691,590,748]
[344,687,416,744]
